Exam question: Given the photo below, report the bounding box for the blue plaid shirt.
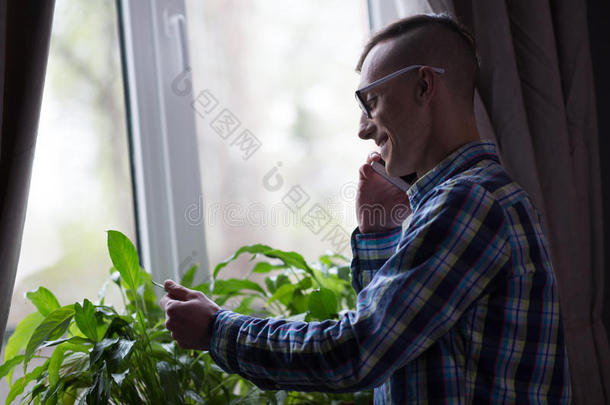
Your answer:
[209,141,572,404]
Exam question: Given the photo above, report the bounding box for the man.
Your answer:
[161,14,572,404]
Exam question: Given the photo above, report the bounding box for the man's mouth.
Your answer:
[376,136,388,148]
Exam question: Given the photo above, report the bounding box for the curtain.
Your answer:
[452,1,610,403]
[587,0,610,361]
[367,0,610,403]
[0,0,56,350]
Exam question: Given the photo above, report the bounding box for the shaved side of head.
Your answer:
[356,14,479,107]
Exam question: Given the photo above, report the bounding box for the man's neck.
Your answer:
[415,116,480,179]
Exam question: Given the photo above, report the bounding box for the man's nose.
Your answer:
[358,113,375,140]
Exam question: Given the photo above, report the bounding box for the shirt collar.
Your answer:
[406,140,500,210]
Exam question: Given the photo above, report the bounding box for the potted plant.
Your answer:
[1,231,373,404]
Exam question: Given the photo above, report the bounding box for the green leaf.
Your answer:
[251,262,287,274]
[308,288,338,320]
[3,315,42,384]
[314,268,344,294]
[5,374,27,405]
[86,362,110,405]
[90,338,119,364]
[107,339,136,371]
[48,346,68,386]
[275,391,288,404]
[211,279,265,296]
[25,287,60,316]
[296,277,313,290]
[103,316,133,340]
[266,274,289,295]
[106,230,141,291]
[59,352,89,379]
[138,273,158,305]
[38,336,90,350]
[25,307,75,362]
[111,369,129,386]
[265,277,276,294]
[90,337,135,373]
[5,362,47,404]
[213,244,273,278]
[96,305,118,318]
[40,381,62,405]
[266,284,297,307]
[291,290,309,314]
[4,312,44,363]
[214,294,237,307]
[191,282,210,295]
[318,253,349,267]
[157,361,180,403]
[275,274,290,289]
[233,296,257,315]
[180,264,198,288]
[0,355,24,380]
[74,299,98,341]
[185,390,206,403]
[30,379,48,402]
[263,250,312,274]
[62,385,78,405]
[337,265,351,281]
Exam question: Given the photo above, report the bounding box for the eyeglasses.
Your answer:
[355,64,445,118]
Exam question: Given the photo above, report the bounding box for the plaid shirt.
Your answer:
[209,141,572,404]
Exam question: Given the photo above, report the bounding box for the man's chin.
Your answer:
[386,163,417,185]
[401,173,417,185]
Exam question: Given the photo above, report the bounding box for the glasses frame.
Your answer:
[355,64,445,118]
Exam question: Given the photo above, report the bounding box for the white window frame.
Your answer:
[116,0,209,285]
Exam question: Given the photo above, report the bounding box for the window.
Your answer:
[184,0,370,277]
[118,0,370,284]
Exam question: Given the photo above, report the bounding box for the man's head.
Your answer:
[356,14,480,178]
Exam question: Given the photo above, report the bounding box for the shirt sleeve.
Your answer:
[209,180,512,393]
[349,225,403,293]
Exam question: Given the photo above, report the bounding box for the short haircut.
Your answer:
[356,14,480,104]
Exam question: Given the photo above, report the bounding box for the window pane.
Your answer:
[185,0,369,276]
[2,0,134,367]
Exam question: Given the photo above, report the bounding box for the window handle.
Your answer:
[163,9,190,73]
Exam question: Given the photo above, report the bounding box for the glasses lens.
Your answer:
[355,92,370,118]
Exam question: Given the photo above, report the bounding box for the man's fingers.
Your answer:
[360,162,389,184]
[360,162,377,180]
[164,279,198,301]
[366,151,381,165]
[360,152,386,180]
[160,294,183,312]
[159,294,172,311]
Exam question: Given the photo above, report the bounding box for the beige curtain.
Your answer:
[451,1,610,403]
[0,0,56,349]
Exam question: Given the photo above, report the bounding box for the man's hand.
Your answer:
[159,280,221,351]
[356,153,411,233]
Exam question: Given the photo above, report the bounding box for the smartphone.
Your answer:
[152,279,168,292]
[370,159,414,192]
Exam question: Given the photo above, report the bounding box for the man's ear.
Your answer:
[416,67,436,104]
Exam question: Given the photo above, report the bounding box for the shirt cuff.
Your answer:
[209,309,248,375]
[350,226,402,272]
[208,309,282,391]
